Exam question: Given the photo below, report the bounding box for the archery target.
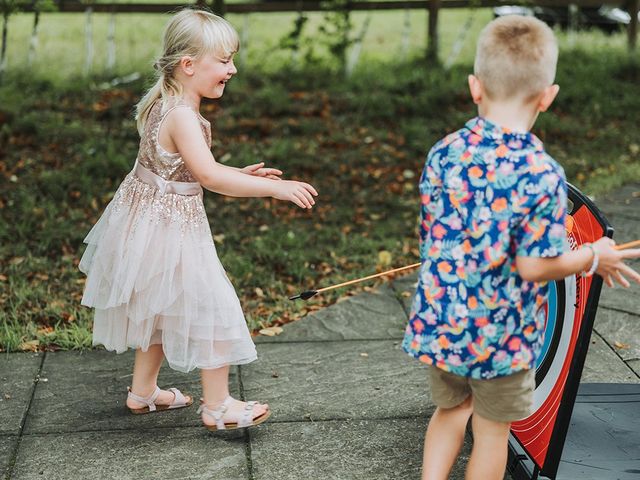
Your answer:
[509,184,612,480]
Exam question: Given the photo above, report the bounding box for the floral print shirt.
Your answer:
[402,116,567,379]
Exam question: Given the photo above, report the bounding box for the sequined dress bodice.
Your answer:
[137,97,211,182]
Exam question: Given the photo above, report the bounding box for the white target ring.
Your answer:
[532,275,576,411]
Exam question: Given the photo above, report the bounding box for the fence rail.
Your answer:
[15,0,634,12]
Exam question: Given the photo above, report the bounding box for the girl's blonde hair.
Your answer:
[135,9,239,135]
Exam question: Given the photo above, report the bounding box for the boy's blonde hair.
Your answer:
[474,15,558,102]
[135,8,239,135]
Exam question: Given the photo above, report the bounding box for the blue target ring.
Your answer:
[537,282,558,369]
[535,279,566,387]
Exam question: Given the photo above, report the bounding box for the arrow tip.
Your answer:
[289,290,318,301]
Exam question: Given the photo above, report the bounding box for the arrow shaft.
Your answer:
[615,239,640,250]
[316,262,422,294]
[294,238,640,301]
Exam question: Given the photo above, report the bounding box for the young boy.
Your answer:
[402,15,640,480]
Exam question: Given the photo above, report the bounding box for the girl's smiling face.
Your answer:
[192,53,237,99]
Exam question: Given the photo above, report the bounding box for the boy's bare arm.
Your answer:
[516,237,640,286]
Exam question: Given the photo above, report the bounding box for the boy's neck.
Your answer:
[478,99,538,134]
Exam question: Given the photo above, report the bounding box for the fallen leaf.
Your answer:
[614,341,630,349]
[378,251,392,267]
[259,326,283,336]
[49,300,64,309]
[9,257,24,266]
[19,340,39,352]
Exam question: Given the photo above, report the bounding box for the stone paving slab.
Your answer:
[250,418,472,480]
[243,340,432,423]
[593,309,640,362]
[0,435,18,479]
[257,285,407,344]
[626,359,640,377]
[11,428,248,480]
[0,353,42,435]
[598,287,640,316]
[391,272,419,314]
[581,331,639,383]
[24,351,214,434]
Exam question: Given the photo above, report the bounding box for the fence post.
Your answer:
[0,8,8,78]
[427,0,440,63]
[84,5,93,76]
[345,13,370,77]
[106,11,116,72]
[240,13,249,67]
[211,0,226,17]
[27,4,40,66]
[629,0,639,51]
[401,8,411,60]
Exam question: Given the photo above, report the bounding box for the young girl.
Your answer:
[79,8,318,431]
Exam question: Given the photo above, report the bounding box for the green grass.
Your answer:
[1,12,640,351]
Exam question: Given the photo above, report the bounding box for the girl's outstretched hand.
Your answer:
[592,237,640,287]
[242,162,283,180]
[272,180,318,209]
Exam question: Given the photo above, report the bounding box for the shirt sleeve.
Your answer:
[514,170,567,258]
[418,147,443,262]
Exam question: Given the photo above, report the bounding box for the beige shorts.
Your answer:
[428,366,536,423]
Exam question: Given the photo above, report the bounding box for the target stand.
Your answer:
[507,184,640,480]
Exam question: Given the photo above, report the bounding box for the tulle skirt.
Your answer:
[79,169,257,373]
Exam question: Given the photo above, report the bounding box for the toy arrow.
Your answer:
[289,262,421,301]
[289,239,640,301]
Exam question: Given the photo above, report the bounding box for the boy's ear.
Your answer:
[468,75,483,105]
[537,84,560,112]
[178,56,195,76]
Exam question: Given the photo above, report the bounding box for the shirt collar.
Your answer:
[465,116,543,150]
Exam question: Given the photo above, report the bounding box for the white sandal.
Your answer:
[197,396,271,431]
[127,386,193,414]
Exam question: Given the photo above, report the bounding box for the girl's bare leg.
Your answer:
[200,366,268,425]
[126,344,189,408]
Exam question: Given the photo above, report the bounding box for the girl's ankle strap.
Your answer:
[197,396,233,430]
[127,386,161,411]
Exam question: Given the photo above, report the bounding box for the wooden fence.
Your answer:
[4,0,640,76]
